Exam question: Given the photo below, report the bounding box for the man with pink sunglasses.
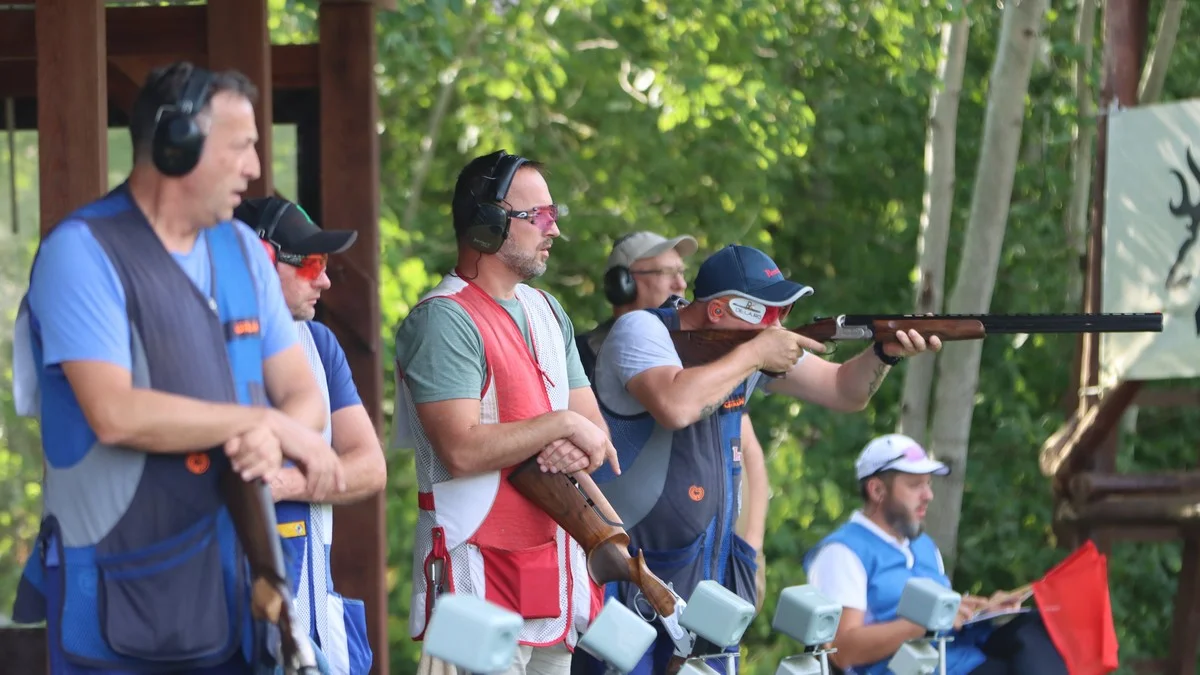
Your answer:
[583,244,942,674]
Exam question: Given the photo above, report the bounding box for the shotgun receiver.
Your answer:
[670,312,1164,368]
[507,458,697,663]
[221,472,323,675]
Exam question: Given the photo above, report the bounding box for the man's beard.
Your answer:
[882,496,923,540]
[497,238,548,280]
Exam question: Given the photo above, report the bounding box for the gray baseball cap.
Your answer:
[605,231,699,272]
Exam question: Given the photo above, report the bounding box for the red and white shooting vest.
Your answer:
[394,274,602,649]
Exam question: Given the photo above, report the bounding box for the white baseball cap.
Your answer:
[605,231,699,272]
[855,434,950,480]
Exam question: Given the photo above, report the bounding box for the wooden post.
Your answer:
[318,3,387,674]
[35,0,107,234]
[206,0,273,198]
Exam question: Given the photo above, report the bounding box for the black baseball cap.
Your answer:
[234,196,357,256]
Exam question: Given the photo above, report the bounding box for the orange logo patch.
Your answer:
[230,318,261,337]
[688,485,705,502]
[186,452,211,475]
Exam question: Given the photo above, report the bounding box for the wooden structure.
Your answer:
[0,1,393,673]
[1040,1,1200,673]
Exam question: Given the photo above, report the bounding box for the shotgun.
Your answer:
[670,312,1164,369]
[221,472,323,675]
[507,459,697,667]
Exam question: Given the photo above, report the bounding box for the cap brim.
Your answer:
[889,458,951,476]
[288,230,358,256]
[703,279,814,307]
[639,235,699,261]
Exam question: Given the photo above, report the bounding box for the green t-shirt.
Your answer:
[395,290,590,404]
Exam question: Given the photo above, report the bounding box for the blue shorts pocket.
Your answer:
[96,516,232,661]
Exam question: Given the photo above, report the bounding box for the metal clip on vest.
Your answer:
[770,585,843,675]
[887,578,963,675]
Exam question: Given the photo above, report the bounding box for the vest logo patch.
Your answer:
[277,521,307,538]
[723,396,746,410]
[225,318,262,340]
[688,485,705,502]
[732,438,743,463]
[185,452,210,475]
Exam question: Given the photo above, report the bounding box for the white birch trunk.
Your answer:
[923,0,1049,572]
[1064,0,1097,311]
[1138,0,1184,105]
[898,15,971,446]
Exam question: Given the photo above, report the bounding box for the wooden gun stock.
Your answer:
[507,457,679,619]
[221,472,321,675]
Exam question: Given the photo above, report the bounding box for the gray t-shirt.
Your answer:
[395,291,590,404]
[594,310,796,416]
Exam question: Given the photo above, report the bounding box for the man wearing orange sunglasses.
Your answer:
[584,244,944,675]
[236,196,385,675]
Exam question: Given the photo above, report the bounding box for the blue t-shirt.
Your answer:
[305,320,362,413]
[28,217,297,379]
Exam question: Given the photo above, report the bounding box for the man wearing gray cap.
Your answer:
[803,434,1067,675]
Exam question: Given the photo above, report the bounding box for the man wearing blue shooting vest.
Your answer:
[10,61,344,675]
[584,244,943,674]
[804,434,1069,675]
[236,195,386,675]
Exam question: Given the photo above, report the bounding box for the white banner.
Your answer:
[1102,99,1200,386]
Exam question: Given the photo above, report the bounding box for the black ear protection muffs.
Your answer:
[152,65,215,178]
[463,150,530,254]
[254,199,291,248]
[602,233,639,306]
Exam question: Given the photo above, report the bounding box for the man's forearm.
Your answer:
[743,450,769,549]
[274,388,327,434]
[835,620,927,668]
[441,411,575,477]
[653,344,764,429]
[272,444,386,504]
[835,347,893,409]
[97,388,266,452]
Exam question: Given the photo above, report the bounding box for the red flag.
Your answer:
[1031,541,1120,675]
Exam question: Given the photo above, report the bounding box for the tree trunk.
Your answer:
[898,14,971,446]
[923,0,1049,574]
[1064,0,1098,309]
[1137,0,1184,105]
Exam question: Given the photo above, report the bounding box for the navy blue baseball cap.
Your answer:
[693,245,814,307]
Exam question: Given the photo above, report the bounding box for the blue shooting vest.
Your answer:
[12,185,266,672]
[802,522,993,675]
[273,322,372,675]
[587,307,760,674]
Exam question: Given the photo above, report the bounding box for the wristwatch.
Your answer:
[874,341,903,366]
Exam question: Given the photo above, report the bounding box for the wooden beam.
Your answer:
[36,0,107,235]
[0,5,203,60]
[1039,380,1142,483]
[0,627,46,675]
[1071,470,1200,505]
[1167,534,1200,675]
[206,0,273,198]
[1061,494,1200,527]
[1134,386,1200,408]
[318,3,387,674]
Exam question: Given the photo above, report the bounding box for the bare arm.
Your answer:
[568,386,611,438]
[763,347,888,413]
[271,403,386,504]
[737,413,768,550]
[627,342,765,430]
[263,344,327,432]
[62,360,268,451]
[829,607,927,671]
[415,397,587,477]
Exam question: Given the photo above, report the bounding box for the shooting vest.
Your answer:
[11,185,263,671]
[394,274,600,648]
[275,321,372,675]
[802,522,989,675]
[591,307,761,617]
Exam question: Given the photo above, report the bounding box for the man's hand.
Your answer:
[749,326,825,373]
[224,422,283,482]
[269,411,347,501]
[882,329,944,358]
[952,594,991,630]
[563,411,620,474]
[537,439,590,474]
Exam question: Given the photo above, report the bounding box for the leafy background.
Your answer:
[1,0,1197,672]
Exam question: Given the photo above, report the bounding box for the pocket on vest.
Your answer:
[479,539,561,620]
[96,517,231,661]
[727,534,759,610]
[634,530,706,609]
